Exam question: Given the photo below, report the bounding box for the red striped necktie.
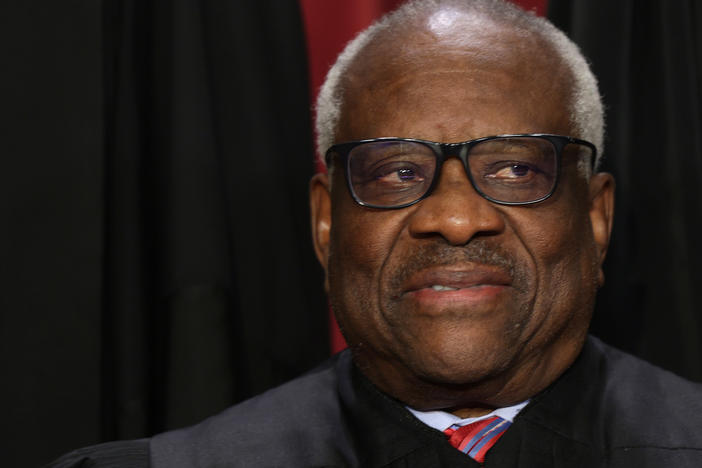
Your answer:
[443,415,511,464]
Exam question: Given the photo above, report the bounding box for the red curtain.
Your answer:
[298,0,548,353]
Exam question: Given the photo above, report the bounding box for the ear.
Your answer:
[310,172,332,292]
[588,172,615,286]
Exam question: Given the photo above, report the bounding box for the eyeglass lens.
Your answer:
[346,137,560,207]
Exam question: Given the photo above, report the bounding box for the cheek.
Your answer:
[520,176,596,275]
[513,202,598,326]
[330,209,399,275]
[328,177,403,271]
[327,205,408,340]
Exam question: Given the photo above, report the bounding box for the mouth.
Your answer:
[430,284,462,291]
[399,266,513,307]
[403,267,512,291]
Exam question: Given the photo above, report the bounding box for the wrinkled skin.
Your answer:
[310,13,614,417]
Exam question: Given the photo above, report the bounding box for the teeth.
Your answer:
[431,285,459,291]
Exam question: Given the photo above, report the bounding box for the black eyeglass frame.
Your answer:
[325,133,597,209]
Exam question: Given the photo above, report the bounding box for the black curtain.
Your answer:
[549,1,702,381]
[5,1,702,466]
[1,1,327,466]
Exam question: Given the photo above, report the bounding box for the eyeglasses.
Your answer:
[325,134,596,209]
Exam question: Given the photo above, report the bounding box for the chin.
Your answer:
[399,339,517,387]
[423,359,510,386]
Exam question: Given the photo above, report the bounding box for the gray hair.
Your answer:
[315,0,604,172]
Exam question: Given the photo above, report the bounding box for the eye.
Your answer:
[373,163,426,185]
[483,161,541,182]
[348,141,436,206]
[493,164,533,179]
[397,168,415,180]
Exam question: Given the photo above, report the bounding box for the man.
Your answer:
[51,0,702,466]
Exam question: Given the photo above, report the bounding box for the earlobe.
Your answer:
[588,172,615,286]
[310,172,332,291]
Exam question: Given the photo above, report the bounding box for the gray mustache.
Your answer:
[388,239,517,291]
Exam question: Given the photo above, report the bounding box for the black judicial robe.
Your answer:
[47,336,702,467]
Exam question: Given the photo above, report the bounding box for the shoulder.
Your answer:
[46,352,355,468]
[589,336,702,446]
[150,351,357,467]
[520,336,702,465]
[44,439,149,468]
[590,336,702,416]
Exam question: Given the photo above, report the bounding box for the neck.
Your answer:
[352,335,585,415]
[450,406,495,419]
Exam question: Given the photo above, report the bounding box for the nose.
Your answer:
[407,158,505,245]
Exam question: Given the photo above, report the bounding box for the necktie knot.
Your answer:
[443,415,511,464]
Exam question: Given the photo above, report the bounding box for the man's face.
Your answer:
[310,21,614,412]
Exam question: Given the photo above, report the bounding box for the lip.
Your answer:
[400,266,512,307]
[403,266,512,292]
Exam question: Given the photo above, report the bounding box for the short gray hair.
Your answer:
[315,0,604,171]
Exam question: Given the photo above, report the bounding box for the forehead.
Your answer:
[336,16,573,143]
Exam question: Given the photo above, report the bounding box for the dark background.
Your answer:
[1,1,700,466]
